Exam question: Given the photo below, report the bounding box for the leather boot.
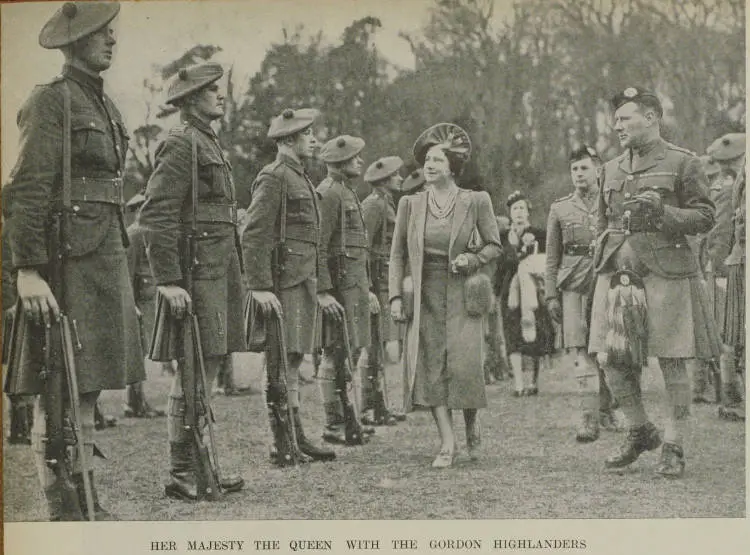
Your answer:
[165,441,198,501]
[292,408,335,462]
[94,403,117,430]
[575,411,599,443]
[322,402,348,445]
[654,442,686,478]
[605,421,662,469]
[268,408,310,467]
[44,474,84,521]
[74,471,117,520]
[599,409,625,432]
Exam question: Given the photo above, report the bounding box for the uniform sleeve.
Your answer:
[137,134,192,285]
[126,224,139,285]
[706,182,733,276]
[596,167,608,237]
[317,188,340,292]
[388,195,410,303]
[661,155,715,236]
[241,172,282,291]
[361,195,381,251]
[544,204,562,300]
[6,86,63,269]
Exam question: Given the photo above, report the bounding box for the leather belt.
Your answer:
[192,203,238,225]
[563,244,593,256]
[608,212,661,234]
[70,177,124,205]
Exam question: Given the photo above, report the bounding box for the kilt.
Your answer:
[5,219,144,395]
[279,277,318,354]
[588,270,721,359]
[192,248,246,357]
[723,263,745,348]
[561,290,588,348]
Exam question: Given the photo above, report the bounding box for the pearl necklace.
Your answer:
[427,186,458,219]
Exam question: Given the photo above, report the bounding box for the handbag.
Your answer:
[463,224,493,317]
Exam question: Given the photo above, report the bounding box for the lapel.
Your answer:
[632,139,667,173]
[410,191,428,257]
[449,189,471,256]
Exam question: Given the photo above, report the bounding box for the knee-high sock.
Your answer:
[597,353,647,427]
[575,349,599,413]
[510,353,523,392]
[286,352,303,409]
[660,357,691,445]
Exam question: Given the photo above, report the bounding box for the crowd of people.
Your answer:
[1,2,745,521]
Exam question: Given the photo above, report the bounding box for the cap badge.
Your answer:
[620,274,631,286]
[624,87,638,98]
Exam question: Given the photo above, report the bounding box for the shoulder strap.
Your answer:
[191,131,198,229]
[62,81,72,210]
[379,195,388,254]
[279,174,288,245]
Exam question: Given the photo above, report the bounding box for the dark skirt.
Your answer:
[280,277,318,354]
[723,263,745,348]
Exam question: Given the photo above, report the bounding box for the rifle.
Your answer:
[178,131,222,500]
[38,81,92,520]
[339,312,368,445]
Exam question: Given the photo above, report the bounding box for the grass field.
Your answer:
[3,349,745,521]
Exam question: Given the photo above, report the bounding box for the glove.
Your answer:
[546,298,562,323]
[451,253,481,275]
[623,189,664,227]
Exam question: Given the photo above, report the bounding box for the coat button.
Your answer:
[627,175,634,181]
[89,122,96,128]
[73,205,80,212]
[624,192,631,199]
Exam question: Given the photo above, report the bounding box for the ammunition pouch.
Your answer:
[243,293,268,353]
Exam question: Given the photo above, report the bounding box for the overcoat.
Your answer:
[242,153,321,353]
[317,170,370,350]
[4,65,143,395]
[137,115,245,357]
[361,188,400,341]
[388,189,502,412]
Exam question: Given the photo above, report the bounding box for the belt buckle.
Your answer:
[622,210,632,236]
[113,178,124,205]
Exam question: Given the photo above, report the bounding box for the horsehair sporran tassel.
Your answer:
[605,272,648,370]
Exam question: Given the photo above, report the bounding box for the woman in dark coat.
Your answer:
[495,191,555,396]
[389,123,502,468]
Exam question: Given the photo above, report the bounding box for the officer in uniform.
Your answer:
[136,62,245,500]
[3,2,143,520]
[360,156,405,426]
[588,87,717,478]
[316,135,380,444]
[545,145,621,442]
[242,108,336,464]
[124,191,168,418]
[707,134,746,421]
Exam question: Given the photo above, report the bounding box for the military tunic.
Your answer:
[361,188,400,341]
[242,153,320,353]
[4,64,143,395]
[588,138,719,358]
[137,115,245,357]
[545,190,598,347]
[317,170,370,349]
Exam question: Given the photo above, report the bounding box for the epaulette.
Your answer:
[665,142,696,156]
[552,193,573,204]
[316,177,334,194]
[167,123,190,137]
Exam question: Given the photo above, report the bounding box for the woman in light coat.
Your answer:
[388,123,502,468]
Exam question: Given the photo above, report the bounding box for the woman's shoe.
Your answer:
[431,448,457,469]
[523,386,539,396]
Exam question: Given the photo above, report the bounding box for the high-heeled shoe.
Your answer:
[466,420,482,461]
[431,447,457,468]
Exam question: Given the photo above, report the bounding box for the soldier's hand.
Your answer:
[252,291,282,316]
[545,298,562,323]
[318,292,344,323]
[16,268,60,327]
[157,285,192,319]
[631,189,664,217]
[368,291,380,314]
[135,306,143,320]
[390,298,405,322]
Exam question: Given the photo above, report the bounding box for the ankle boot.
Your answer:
[322,402,347,444]
[268,408,310,466]
[605,421,661,468]
[45,473,84,521]
[654,442,686,478]
[165,441,198,501]
[575,411,600,443]
[74,471,117,520]
[292,408,335,461]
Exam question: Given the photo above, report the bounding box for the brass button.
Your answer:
[627,175,634,181]
[89,122,96,128]
[72,205,80,212]
[624,192,631,199]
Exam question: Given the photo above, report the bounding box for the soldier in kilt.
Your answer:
[545,146,622,443]
[3,2,144,520]
[707,134,746,422]
[588,87,719,478]
[136,62,245,500]
[242,108,336,464]
[316,135,380,445]
[360,156,407,426]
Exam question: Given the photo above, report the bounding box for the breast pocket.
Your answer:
[287,190,315,224]
[71,114,109,155]
[639,173,677,204]
[115,121,130,159]
[197,149,230,196]
[344,204,361,230]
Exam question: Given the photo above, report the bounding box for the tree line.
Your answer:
[125,0,745,224]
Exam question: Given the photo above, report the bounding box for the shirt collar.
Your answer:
[63,64,104,96]
[183,113,217,138]
[277,152,305,175]
[327,168,352,186]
